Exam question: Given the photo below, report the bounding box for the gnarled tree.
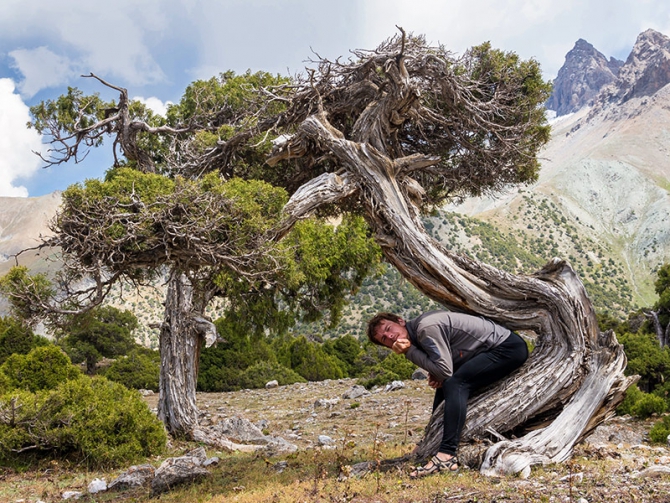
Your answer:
[19,30,635,474]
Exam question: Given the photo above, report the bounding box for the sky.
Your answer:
[1,0,668,197]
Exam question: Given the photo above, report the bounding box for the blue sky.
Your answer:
[1,0,668,197]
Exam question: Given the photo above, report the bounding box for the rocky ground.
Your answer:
[142,378,670,501]
[4,378,670,502]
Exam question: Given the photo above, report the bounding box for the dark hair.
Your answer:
[366,312,403,346]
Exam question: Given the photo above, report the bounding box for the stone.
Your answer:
[218,416,267,444]
[411,368,428,380]
[138,389,154,396]
[318,435,335,446]
[192,416,297,456]
[265,380,279,389]
[314,398,339,408]
[203,456,220,467]
[62,492,83,500]
[385,380,405,392]
[87,478,107,493]
[151,453,210,495]
[273,460,288,473]
[342,385,369,400]
[632,465,670,478]
[108,464,156,491]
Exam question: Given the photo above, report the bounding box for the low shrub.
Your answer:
[650,414,670,443]
[238,361,306,389]
[357,352,417,389]
[617,385,666,418]
[102,348,160,391]
[631,394,666,419]
[1,345,80,392]
[0,376,166,467]
[617,385,645,416]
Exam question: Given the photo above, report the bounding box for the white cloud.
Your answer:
[134,96,173,117]
[360,0,670,79]
[9,47,76,98]
[0,0,169,96]
[0,79,45,197]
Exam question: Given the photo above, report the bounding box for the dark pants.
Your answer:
[432,332,528,456]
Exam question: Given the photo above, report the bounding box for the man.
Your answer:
[367,310,528,477]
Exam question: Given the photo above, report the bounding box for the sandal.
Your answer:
[409,454,459,478]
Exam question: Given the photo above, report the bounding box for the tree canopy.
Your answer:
[3,29,631,476]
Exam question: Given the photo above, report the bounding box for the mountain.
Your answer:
[455,29,670,309]
[546,39,623,116]
[0,192,61,276]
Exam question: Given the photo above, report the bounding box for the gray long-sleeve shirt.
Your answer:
[404,311,511,381]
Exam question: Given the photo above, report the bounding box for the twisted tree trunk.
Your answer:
[157,272,217,437]
[276,112,636,476]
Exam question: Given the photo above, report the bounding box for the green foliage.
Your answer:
[274,336,345,382]
[197,317,279,392]
[0,376,166,467]
[617,384,645,416]
[631,393,666,419]
[357,352,417,389]
[102,348,160,391]
[0,345,80,393]
[0,267,55,325]
[60,306,138,375]
[238,361,306,389]
[0,317,49,365]
[324,334,363,375]
[29,87,112,138]
[618,331,670,392]
[649,414,670,443]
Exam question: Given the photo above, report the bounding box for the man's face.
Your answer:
[374,318,408,348]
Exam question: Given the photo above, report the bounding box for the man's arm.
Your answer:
[404,326,453,381]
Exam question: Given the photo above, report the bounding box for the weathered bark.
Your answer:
[275,111,635,475]
[157,272,216,437]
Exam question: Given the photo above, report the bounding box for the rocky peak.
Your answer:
[615,29,670,103]
[546,39,622,116]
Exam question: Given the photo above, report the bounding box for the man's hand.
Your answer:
[391,338,411,354]
[428,374,442,389]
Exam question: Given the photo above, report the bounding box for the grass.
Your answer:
[1,379,669,502]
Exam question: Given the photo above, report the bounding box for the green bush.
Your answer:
[631,394,666,419]
[379,352,416,379]
[0,317,49,365]
[238,361,306,389]
[649,415,670,443]
[197,365,243,392]
[0,376,166,467]
[276,336,345,381]
[617,385,645,416]
[618,331,670,393]
[357,367,402,390]
[102,348,160,391]
[1,345,80,392]
[356,351,417,389]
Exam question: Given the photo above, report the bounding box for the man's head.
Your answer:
[367,312,408,348]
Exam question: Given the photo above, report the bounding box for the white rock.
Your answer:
[87,478,107,493]
[265,380,279,389]
[62,491,83,500]
[384,380,405,392]
[318,435,335,445]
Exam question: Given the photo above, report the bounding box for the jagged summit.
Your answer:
[615,28,670,103]
[549,29,670,117]
[546,38,622,116]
